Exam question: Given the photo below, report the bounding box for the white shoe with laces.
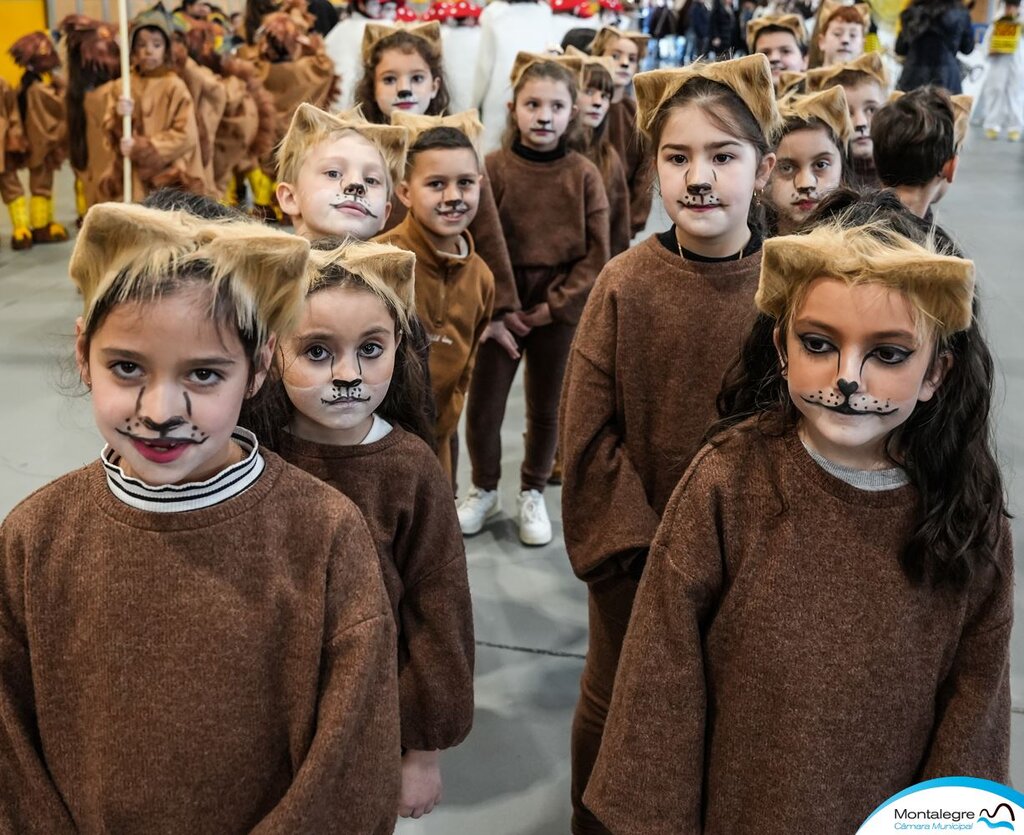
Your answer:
[517,489,552,546]
[457,486,500,535]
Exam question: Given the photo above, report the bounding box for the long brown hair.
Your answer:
[571,62,617,181]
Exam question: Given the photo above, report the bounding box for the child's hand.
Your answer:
[480,319,521,360]
[120,136,135,157]
[504,310,533,337]
[521,303,553,328]
[116,97,134,117]
[399,749,443,819]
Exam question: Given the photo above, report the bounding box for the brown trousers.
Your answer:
[464,321,575,493]
[0,166,53,204]
[571,572,639,834]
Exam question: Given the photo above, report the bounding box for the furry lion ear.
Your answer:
[390,108,485,161]
[589,26,651,60]
[509,50,576,86]
[777,70,806,96]
[817,0,871,29]
[779,86,853,146]
[361,20,442,64]
[635,54,782,143]
[564,44,618,80]
[810,51,890,92]
[950,94,973,149]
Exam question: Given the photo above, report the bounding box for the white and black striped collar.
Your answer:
[101,428,265,513]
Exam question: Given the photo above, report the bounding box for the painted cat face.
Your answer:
[781,277,946,469]
[281,285,398,445]
[77,284,269,485]
[767,126,843,233]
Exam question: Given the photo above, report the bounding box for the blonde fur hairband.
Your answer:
[390,108,485,161]
[746,14,806,51]
[361,20,443,64]
[778,86,853,146]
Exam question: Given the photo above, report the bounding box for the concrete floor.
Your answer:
[1,127,1023,832]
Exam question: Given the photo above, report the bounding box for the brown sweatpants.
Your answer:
[464,321,575,493]
[0,166,53,204]
[571,572,639,835]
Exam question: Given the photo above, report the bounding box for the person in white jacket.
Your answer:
[981,0,1024,140]
[473,0,558,152]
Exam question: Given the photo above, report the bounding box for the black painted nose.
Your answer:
[334,378,362,388]
[142,416,186,433]
[344,182,366,197]
[837,378,859,397]
[687,182,712,195]
[397,89,412,99]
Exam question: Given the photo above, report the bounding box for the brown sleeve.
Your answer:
[24,83,66,171]
[606,148,633,257]
[145,79,200,169]
[584,453,725,835]
[442,264,496,442]
[919,521,1013,782]
[0,518,78,834]
[251,506,400,835]
[559,269,661,581]
[393,458,475,751]
[469,175,520,316]
[628,154,654,237]
[546,161,610,326]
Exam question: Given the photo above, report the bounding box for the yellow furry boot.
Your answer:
[246,168,276,223]
[7,196,32,250]
[75,177,88,227]
[222,174,239,208]
[30,195,68,243]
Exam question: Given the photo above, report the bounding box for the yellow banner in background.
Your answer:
[990,19,1021,54]
[0,0,48,86]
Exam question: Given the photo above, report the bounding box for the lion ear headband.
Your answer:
[281,102,410,190]
[746,14,806,52]
[756,222,975,338]
[70,203,311,339]
[309,239,417,335]
[589,26,651,60]
[509,50,584,86]
[634,53,783,142]
[806,51,889,92]
[564,44,619,82]
[778,86,853,146]
[390,108,485,162]
[361,20,443,64]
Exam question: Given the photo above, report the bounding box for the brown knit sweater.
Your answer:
[486,145,610,325]
[376,212,495,462]
[0,452,400,835]
[560,233,761,581]
[605,97,652,236]
[598,144,632,258]
[382,174,520,316]
[279,427,475,753]
[585,425,1013,834]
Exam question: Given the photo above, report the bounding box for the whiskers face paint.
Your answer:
[784,277,944,469]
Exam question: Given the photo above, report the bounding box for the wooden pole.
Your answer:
[119,0,132,202]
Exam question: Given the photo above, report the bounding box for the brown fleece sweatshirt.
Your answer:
[0,452,400,835]
[279,426,475,753]
[586,424,1013,834]
[376,213,495,477]
[382,174,520,316]
[605,97,652,236]
[560,233,761,581]
[485,145,610,325]
[602,144,632,258]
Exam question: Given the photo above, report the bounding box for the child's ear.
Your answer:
[918,349,953,402]
[396,180,413,209]
[772,324,789,377]
[755,152,777,191]
[74,316,91,387]
[275,182,300,218]
[430,75,440,100]
[571,103,579,121]
[382,199,393,226]
[507,100,514,115]
[942,155,959,184]
[249,333,278,398]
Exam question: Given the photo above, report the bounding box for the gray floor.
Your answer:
[1,129,1023,832]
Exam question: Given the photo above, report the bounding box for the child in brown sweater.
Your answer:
[0,203,401,834]
[459,52,610,548]
[377,111,496,481]
[590,26,652,236]
[559,54,780,835]
[586,192,1012,834]
[246,239,475,822]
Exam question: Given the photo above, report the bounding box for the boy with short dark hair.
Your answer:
[376,112,496,481]
[747,14,807,88]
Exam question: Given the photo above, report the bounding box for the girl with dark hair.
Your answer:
[896,0,975,93]
[246,239,475,823]
[559,53,779,835]
[586,189,1012,834]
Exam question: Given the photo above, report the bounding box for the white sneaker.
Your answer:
[517,490,552,546]
[457,487,500,535]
